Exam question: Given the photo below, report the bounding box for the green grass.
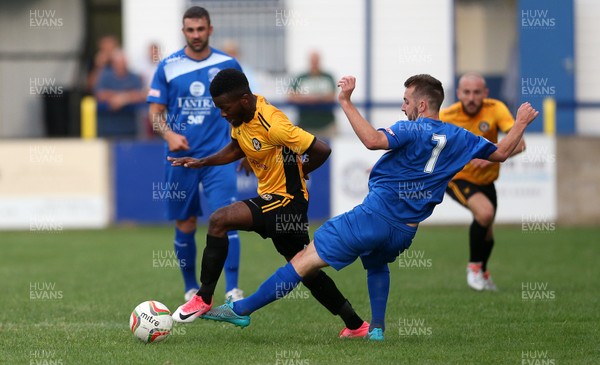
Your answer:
[1,225,599,364]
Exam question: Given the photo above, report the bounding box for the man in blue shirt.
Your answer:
[147,6,243,301]
[201,74,539,341]
[95,50,146,137]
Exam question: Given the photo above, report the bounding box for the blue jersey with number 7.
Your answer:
[363,118,498,224]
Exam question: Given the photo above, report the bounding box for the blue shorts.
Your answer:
[314,204,417,270]
[164,161,238,221]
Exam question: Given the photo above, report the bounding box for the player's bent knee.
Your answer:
[176,217,197,233]
[476,209,495,227]
[208,209,230,233]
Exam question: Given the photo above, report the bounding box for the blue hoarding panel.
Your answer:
[113,141,330,224]
[114,140,167,223]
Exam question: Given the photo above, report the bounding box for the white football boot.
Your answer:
[466,263,485,291]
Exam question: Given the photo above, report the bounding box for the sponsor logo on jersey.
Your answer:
[187,115,205,125]
[252,138,262,151]
[249,158,269,171]
[189,81,205,97]
[479,121,490,132]
[148,88,160,98]
[177,97,215,109]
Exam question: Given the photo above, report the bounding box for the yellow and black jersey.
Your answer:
[440,98,514,185]
[232,95,316,201]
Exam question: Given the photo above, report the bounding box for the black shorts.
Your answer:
[242,194,310,259]
[446,180,497,209]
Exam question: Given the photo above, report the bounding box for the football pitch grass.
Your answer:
[1,225,598,364]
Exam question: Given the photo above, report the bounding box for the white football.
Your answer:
[129,300,173,343]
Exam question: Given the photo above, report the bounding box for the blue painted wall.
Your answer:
[519,0,574,133]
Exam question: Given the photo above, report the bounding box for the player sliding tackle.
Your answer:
[168,68,369,339]
[201,74,539,341]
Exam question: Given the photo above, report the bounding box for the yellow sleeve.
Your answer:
[268,110,316,154]
[230,126,237,140]
[496,102,515,133]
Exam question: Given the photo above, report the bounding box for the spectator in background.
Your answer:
[221,39,261,92]
[87,35,120,93]
[288,51,337,139]
[94,50,147,138]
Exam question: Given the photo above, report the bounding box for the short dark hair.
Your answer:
[404,74,444,111]
[183,6,211,25]
[209,68,251,98]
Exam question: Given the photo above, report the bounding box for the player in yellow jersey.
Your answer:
[440,72,526,291]
[168,68,369,338]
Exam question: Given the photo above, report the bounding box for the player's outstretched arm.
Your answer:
[167,139,245,168]
[302,139,331,176]
[488,102,538,162]
[337,76,389,150]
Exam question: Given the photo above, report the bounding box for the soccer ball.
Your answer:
[129,300,173,343]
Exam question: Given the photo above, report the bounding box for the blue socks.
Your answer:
[224,231,241,292]
[233,262,302,316]
[174,228,198,292]
[367,265,390,331]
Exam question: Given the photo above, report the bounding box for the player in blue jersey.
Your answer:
[201,74,539,341]
[147,6,244,302]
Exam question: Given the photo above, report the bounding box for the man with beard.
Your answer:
[440,72,527,292]
[147,6,243,302]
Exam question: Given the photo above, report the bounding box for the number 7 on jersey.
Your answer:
[424,134,447,173]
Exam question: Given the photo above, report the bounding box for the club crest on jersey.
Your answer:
[479,121,490,132]
[189,81,205,97]
[208,67,221,82]
[261,194,273,201]
[252,138,262,151]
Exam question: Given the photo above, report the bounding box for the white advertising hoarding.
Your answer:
[0,139,111,229]
[331,134,556,224]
